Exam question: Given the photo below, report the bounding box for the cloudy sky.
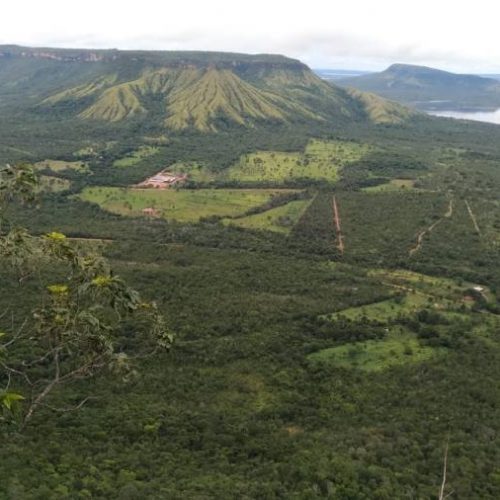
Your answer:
[2,0,499,72]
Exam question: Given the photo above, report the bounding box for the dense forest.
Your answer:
[1,48,500,499]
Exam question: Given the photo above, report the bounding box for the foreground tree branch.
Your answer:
[0,164,174,428]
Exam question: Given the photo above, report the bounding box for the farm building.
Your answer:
[137,171,187,189]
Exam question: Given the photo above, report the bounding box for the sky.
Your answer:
[1,0,500,73]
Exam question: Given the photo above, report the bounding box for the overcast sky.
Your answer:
[2,0,499,72]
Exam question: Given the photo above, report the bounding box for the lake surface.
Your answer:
[428,109,500,125]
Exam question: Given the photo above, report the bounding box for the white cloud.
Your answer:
[1,0,500,72]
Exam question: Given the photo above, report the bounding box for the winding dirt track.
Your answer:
[332,195,344,254]
[409,197,454,257]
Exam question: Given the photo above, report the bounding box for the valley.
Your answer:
[1,46,500,499]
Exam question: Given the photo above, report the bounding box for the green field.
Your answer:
[325,268,471,323]
[167,162,217,183]
[38,175,72,193]
[308,330,440,371]
[363,178,417,192]
[223,198,313,234]
[226,140,371,183]
[35,159,90,173]
[77,187,294,222]
[112,146,159,167]
[327,294,432,323]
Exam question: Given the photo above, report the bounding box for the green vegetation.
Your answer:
[0,165,171,431]
[167,161,217,183]
[0,45,415,133]
[35,159,90,173]
[38,175,71,192]
[363,178,417,192]
[224,197,313,234]
[346,87,416,123]
[77,186,293,222]
[112,146,159,167]
[308,330,440,371]
[325,268,474,323]
[226,139,371,183]
[42,74,118,104]
[1,45,500,500]
[339,63,500,110]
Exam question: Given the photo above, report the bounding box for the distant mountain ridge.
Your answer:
[337,63,500,110]
[0,45,416,132]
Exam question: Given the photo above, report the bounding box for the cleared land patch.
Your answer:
[226,140,371,183]
[312,268,481,372]
[38,175,71,193]
[166,162,217,183]
[77,187,295,222]
[323,267,493,324]
[363,178,417,193]
[112,146,159,168]
[308,330,440,372]
[223,198,313,234]
[35,159,90,174]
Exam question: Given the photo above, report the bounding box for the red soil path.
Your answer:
[332,195,344,254]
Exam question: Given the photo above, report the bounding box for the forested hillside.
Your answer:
[338,63,500,110]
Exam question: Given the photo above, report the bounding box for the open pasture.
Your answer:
[363,178,417,192]
[226,139,371,183]
[223,198,313,234]
[35,159,90,173]
[308,330,440,372]
[77,187,295,222]
[112,145,159,167]
[324,268,471,324]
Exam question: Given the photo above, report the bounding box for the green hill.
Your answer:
[0,45,415,132]
[338,63,500,110]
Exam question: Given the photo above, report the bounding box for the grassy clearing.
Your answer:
[325,294,429,322]
[223,198,313,234]
[35,159,90,174]
[167,162,217,183]
[369,269,465,302]
[38,176,71,193]
[113,146,159,167]
[227,151,302,182]
[363,178,417,193]
[226,140,371,183]
[308,330,440,372]
[323,268,479,325]
[77,187,293,222]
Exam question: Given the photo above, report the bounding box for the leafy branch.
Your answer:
[0,164,173,428]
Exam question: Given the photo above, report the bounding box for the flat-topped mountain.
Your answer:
[337,63,500,110]
[0,45,414,132]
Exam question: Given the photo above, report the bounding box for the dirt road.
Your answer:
[409,197,453,257]
[332,195,344,254]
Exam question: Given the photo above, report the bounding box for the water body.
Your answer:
[314,69,371,80]
[428,108,500,125]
